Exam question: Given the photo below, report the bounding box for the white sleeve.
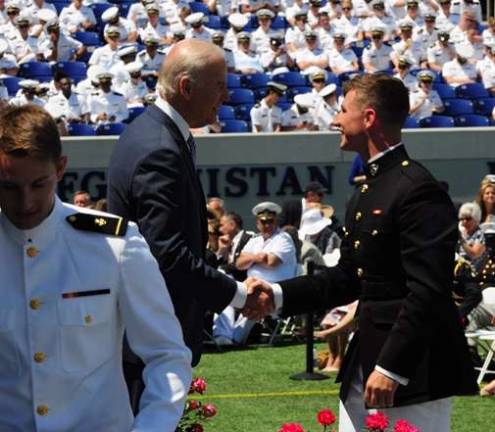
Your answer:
[240,237,256,254]
[266,233,295,263]
[119,225,192,432]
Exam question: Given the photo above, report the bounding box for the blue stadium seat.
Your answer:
[67,123,96,136]
[74,31,102,46]
[403,116,419,128]
[19,62,53,82]
[92,3,113,24]
[350,40,369,58]
[433,83,456,100]
[228,88,255,105]
[253,88,288,102]
[218,105,235,120]
[54,61,87,82]
[235,104,254,121]
[271,16,287,30]
[53,2,68,14]
[119,3,132,17]
[454,114,490,127]
[241,72,270,89]
[325,71,339,85]
[205,15,221,29]
[273,71,307,87]
[277,101,291,111]
[221,119,249,133]
[189,1,210,14]
[2,76,22,96]
[96,123,126,135]
[126,106,146,123]
[443,98,474,116]
[474,98,495,116]
[337,71,361,85]
[227,73,241,89]
[419,115,455,128]
[144,75,157,90]
[287,86,311,100]
[455,83,490,99]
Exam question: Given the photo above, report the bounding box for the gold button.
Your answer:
[26,246,39,258]
[401,160,409,167]
[372,229,378,236]
[357,268,364,278]
[355,212,362,221]
[354,240,361,250]
[68,215,76,222]
[36,405,49,416]
[84,314,93,325]
[360,184,369,193]
[33,352,46,363]
[29,299,42,310]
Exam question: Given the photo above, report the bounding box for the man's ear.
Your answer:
[179,76,192,100]
[363,107,377,130]
[55,155,67,181]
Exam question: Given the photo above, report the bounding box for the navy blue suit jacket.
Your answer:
[107,105,236,365]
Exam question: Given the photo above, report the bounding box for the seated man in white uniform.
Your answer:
[315,83,340,131]
[0,104,192,432]
[213,202,297,345]
[408,70,444,120]
[282,92,315,131]
[250,81,287,132]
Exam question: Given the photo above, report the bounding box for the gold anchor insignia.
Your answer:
[369,163,379,176]
[94,218,107,227]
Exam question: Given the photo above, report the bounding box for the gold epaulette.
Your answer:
[66,213,128,237]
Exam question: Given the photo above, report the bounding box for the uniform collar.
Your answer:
[364,144,409,179]
[0,195,64,247]
[155,96,190,142]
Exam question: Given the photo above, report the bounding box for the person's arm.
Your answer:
[119,224,192,431]
[314,300,358,338]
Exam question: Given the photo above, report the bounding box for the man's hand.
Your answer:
[254,252,268,264]
[242,277,275,320]
[364,370,399,409]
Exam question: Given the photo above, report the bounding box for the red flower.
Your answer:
[189,377,207,394]
[278,423,305,432]
[201,403,217,418]
[365,412,390,431]
[317,409,337,426]
[188,424,204,432]
[394,419,420,432]
[187,400,201,411]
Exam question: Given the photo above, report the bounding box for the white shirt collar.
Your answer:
[367,142,403,163]
[154,96,191,142]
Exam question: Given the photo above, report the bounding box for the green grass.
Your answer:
[193,343,495,431]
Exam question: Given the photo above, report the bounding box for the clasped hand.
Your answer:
[241,277,275,321]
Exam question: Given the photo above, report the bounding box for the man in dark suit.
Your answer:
[244,74,477,431]
[279,181,326,228]
[107,40,248,405]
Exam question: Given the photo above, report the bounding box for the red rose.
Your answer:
[190,377,207,394]
[187,400,201,411]
[394,419,420,432]
[188,424,204,432]
[317,409,337,426]
[365,412,390,431]
[201,403,217,418]
[278,423,305,432]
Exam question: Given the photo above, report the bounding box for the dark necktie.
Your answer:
[186,134,196,167]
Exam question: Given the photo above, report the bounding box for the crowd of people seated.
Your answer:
[0,0,494,133]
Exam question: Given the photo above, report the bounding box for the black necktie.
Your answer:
[186,134,196,167]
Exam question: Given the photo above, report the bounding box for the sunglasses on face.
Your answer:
[459,217,473,221]
[259,219,275,225]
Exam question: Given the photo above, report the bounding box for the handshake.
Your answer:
[241,277,276,321]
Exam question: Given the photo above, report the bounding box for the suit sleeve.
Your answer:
[130,147,237,313]
[376,180,458,378]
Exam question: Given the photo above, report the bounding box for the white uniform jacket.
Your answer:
[0,198,192,432]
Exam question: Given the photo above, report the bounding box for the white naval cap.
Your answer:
[185,12,205,25]
[228,12,248,28]
[398,54,413,66]
[16,11,32,25]
[267,81,288,94]
[101,6,119,22]
[417,69,436,81]
[37,8,57,22]
[117,44,137,57]
[333,31,347,39]
[87,65,104,84]
[96,71,114,80]
[370,25,386,35]
[105,25,121,36]
[252,201,282,217]
[6,0,21,10]
[237,31,251,40]
[294,92,314,108]
[256,8,275,19]
[370,0,385,6]
[304,29,318,38]
[19,79,39,89]
[143,34,160,45]
[46,18,60,30]
[455,42,475,59]
[211,30,224,39]
[145,2,159,13]
[307,66,326,80]
[170,23,186,35]
[319,83,337,98]
[398,18,414,29]
[125,61,143,74]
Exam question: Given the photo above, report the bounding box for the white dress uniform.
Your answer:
[59,4,97,33]
[442,58,477,87]
[295,47,327,70]
[282,103,313,129]
[139,22,170,42]
[413,26,437,51]
[409,88,443,120]
[482,29,495,48]
[333,15,360,43]
[233,49,263,72]
[44,91,87,121]
[285,26,308,52]
[88,89,129,123]
[260,48,291,70]
[26,1,57,24]
[426,42,455,69]
[391,39,425,68]
[127,1,147,26]
[451,0,482,23]
[362,42,393,71]
[88,44,120,71]
[103,18,137,43]
[315,99,339,131]
[0,52,18,70]
[185,26,214,42]
[251,26,278,55]
[0,198,192,432]
[211,0,237,17]
[477,57,495,92]
[328,47,358,73]
[9,93,45,107]
[119,79,148,106]
[360,15,397,40]
[39,33,83,62]
[250,98,283,132]
[8,35,37,63]
[137,48,166,76]
[394,71,417,92]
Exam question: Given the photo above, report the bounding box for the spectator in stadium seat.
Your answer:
[159,0,189,26]
[110,45,137,90]
[482,16,495,48]
[102,6,138,44]
[451,0,482,24]
[408,70,443,120]
[41,19,86,62]
[307,67,326,111]
[450,11,478,45]
[362,26,393,73]
[9,79,45,107]
[239,0,280,15]
[233,31,263,73]
[463,28,484,62]
[391,20,427,70]
[334,0,359,43]
[208,0,237,17]
[282,92,316,131]
[73,190,93,207]
[44,74,88,123]
[393,55,418,92]
[127,0,151,27]
[88,72,129,124]
[139,3,171,45]
[261,34,294,71]
[285,10,310,54]
[285,0,309,27]
[436,0,459,31]
[307,0,323,29]
[137,35,166,78]
[475,175,495,224]
[251,9,279,56]
[162,24,187,54]
[315,83,340,131]
[359,0,397,42]
[427,27,456,73]
[119,61,148,107]
[224,12,249,51]
[295,30,328,71]
[59,0,96,34]
[75,64,101,105]
[211,31,236,72]
[89,26,121,71]
[442,41,477,87]
[402,0,424,29]
[25,0,56,23]
[478,43,495,95]
[327,32,358,76]
[315,11,334,51]
[9,13,38,64]
[0,41,19,77]
[185,12,213,42]
[1,1,21,39]
[250,81,287,132]
[413,12,438,51]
